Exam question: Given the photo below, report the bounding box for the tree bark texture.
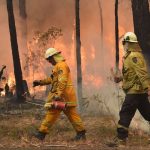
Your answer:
[131,0,150,66]
[6,0,25,102]
[19,0,27,19]
[115,0,119,69]
[75,0,83,112]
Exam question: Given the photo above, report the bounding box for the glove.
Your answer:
[33,80,41,87]
[44,102,53,109]
[53,95,61,101]
[114,76,121,83]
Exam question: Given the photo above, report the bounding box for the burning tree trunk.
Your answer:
[131,0,150,66]
[115,0,119,70]
[75,0,83,111]
[6,0,25,102]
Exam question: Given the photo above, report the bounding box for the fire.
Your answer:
[7,73,15,87]
[20,24,130,97]
[0,91,5,97]
[0,72,16,97]
[3,25,128,98]
[24,32,106,97]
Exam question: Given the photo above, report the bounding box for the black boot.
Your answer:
[32,131,46,141]
[72,130,86,141]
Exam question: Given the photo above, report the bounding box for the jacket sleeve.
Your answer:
[40,77,52,85]
[129,55,150,90]
[55,64,69,98]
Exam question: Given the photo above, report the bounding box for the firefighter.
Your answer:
[32,48,86,141]
[107,32,150,147]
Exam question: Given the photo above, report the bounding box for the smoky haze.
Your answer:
[1,0,149,132]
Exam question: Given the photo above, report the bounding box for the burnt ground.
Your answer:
[0,100,150,150]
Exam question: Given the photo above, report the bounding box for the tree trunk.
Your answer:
[19,0,27,38]
[75,0,83,112]
[98,0,106,76]
[131,0,150,66]
[6,0,25,102]
[115,0,119,70]
[98,0,104,50]
[19,0,27,19]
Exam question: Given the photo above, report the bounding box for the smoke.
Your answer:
[0,0,134,86]
[0,0,13,73]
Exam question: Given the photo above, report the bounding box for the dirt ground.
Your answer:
[0,102,150,150]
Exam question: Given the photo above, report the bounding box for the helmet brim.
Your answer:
[123,40,138,43]
[45,51,61,59]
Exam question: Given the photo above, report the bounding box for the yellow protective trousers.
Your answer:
[39,107,85,133]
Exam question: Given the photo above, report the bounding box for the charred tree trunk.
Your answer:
[98,0,105,76]
[19,0,27,19]
[75,0,83,112]
[19,0,27,38]
[115,0,119,70]
[6,0,25,102]
[131,0,150,66]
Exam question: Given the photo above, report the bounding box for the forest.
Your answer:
[0,0,150,149]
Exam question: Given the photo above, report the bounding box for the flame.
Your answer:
[0,72,16,97]
[23,29,112,96]
[7,73,15,87]
[4,25,130,97]
[0,91,5,97]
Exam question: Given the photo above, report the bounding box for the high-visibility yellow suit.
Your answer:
[38,60,85,134]
[122,45,150,94]
[116,32,150,141]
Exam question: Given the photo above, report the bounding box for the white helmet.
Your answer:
[123,32,138,43]
[45,48,60,59]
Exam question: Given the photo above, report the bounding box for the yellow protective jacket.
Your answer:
[122,45,150,94]
[40,60,77,106]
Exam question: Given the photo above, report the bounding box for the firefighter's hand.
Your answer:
[114,76,122,83]
[44,102,52,109]
[53,95,61,101]
[110,67,122,83]
[33,80,41,87]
